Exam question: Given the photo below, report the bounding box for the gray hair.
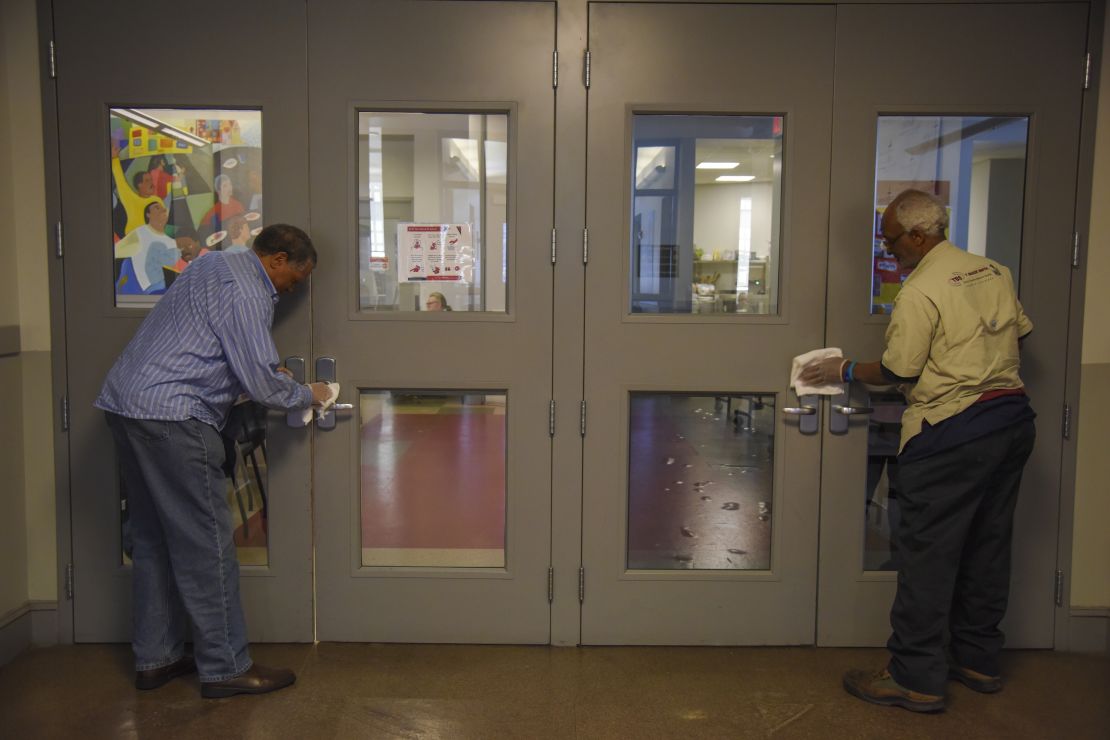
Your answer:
[892,190,948,237]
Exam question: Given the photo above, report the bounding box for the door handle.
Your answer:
[833,405,874,415]
[783,394,819,434]
[829,390,872,434]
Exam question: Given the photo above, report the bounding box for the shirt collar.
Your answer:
[248,250,279,304]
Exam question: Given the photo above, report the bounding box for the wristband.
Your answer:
[846,361,857,382]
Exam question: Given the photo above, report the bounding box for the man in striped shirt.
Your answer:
[97,224,331,698]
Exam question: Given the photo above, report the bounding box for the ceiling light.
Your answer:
[716,175,755,182]
[696,162,739,170]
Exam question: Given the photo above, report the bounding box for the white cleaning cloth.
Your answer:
[790,348,846,396]
[298,382,341,425]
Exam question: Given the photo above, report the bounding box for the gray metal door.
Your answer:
[581,3,835,644]
[308,0,556,642]
[817,3,1090,646]
[55,0,314,642]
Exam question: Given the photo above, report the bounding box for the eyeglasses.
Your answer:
[882,230,906,249]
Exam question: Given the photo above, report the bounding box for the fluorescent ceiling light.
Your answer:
[716,175,755,182]
[696,161,739,170]
[113,108,161,129]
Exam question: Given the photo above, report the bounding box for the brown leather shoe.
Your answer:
[843,668,945,713]
[200,664,296,698]
[135,655,197,690]
[949,665,1002,693]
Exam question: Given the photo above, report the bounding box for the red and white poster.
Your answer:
[397,223,471,282]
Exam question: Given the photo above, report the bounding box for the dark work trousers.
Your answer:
[886,418,1036,695]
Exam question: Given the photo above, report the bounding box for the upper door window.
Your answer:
[358,112,509,313]
[871,115,1029,314]
[109,108,263,308]
[630,115,783,316]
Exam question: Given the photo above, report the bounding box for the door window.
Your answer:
[871,115,1029,314]
[109,108,263,308]
[630,115,783,316]
[359,390,507,568]
[357,112,508,313]
[627,393,775,570]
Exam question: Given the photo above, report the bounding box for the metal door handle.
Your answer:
[784,394,819,434]
[832,405,874,416]
[332,403,354,411]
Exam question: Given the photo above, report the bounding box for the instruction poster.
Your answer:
[397,224,471,282]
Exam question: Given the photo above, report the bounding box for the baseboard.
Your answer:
[1066,613,1110,654]
[0,604,33,668]
[29,600,58,646]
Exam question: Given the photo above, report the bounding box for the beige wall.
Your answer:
[1,0,54,617]
[1071,6,1110,610]
[0,0,31,618]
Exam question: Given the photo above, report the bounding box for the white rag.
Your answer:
[298,382,341,425]
[790,348,846,396]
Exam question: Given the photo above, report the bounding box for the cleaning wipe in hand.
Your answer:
[790,348,845,396]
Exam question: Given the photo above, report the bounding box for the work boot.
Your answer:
[948,665,1002,693]
[843,668,945,713]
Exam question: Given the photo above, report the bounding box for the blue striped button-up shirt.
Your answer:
[96,250,313,428]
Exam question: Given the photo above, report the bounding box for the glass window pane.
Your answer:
[110,108,263,309]
[630,115,783,315]
[871,116,1029,314]
[628,393,774,570]
[360,390,506,567]
[863,391,905,571]
[358,112,508,313]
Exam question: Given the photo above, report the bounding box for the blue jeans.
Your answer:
[106,412,253,682]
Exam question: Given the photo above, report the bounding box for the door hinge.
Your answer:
[552,50,558,89]
[1054,569,1064,607]
[55,221,63,258]
[1062,403,1071,440]
[579,400,587,437]
[1084,52,1092,90]
[48,40,56,79]
[578,566,585,603]
[61,395,69,432]
[582,227,589,264]
[548,399,556,437]
[547,566,554,603]
[551,227,557,265]
[1072,232,1080,269]
[65,563,74,600]
[584,49,591,89]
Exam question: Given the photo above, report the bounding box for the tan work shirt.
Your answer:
[881,241,1032,451]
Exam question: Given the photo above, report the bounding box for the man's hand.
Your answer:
[800,357,846,386]
[309,382,332,405]
[276,366,293,378]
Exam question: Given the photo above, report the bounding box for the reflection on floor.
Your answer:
[360,393,506,568]
[2,643,1106,738]
[628,395,774,570]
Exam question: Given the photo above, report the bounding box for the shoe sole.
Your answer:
[200,676,295,699]
[843,677,945,713]
[948,669,1002,694]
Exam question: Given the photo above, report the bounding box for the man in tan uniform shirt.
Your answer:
[803,189,1036,713]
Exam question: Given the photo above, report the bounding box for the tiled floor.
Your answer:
[1,643,1107,738]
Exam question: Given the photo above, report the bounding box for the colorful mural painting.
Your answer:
[110,108,263,308]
